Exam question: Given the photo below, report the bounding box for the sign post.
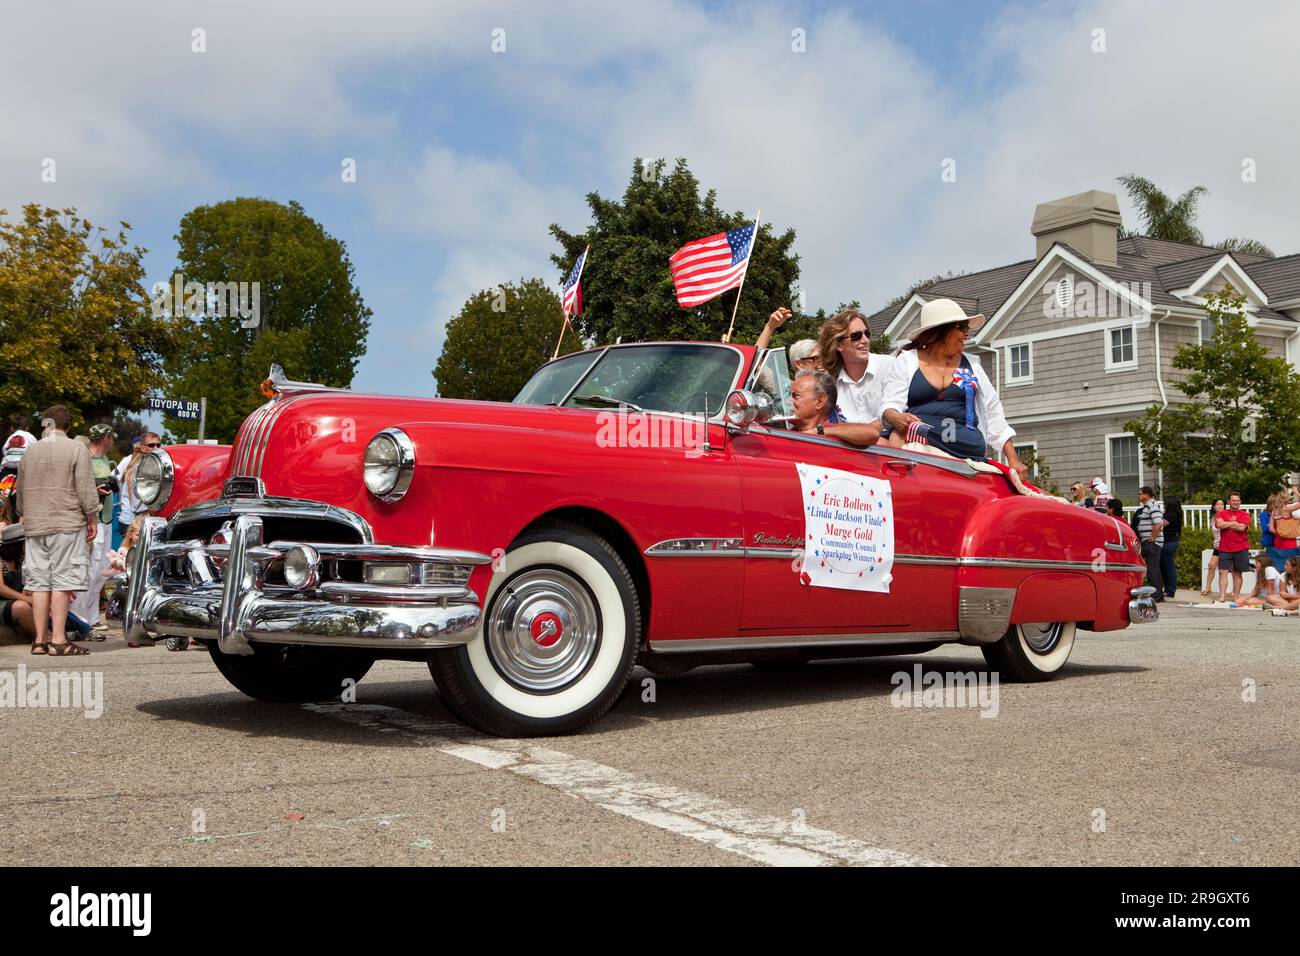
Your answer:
[198,397,207,443]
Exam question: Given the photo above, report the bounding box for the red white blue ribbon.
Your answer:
[952,367,977,430]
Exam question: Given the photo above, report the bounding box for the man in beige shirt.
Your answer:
[16,405,100,655]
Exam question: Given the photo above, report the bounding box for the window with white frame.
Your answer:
[1106,325,1136,370]
[1198,316,1220,345]
[1108,435,1141,503]
[1006,343,1032,384]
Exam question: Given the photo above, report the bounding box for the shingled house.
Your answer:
[867,189,1300,501]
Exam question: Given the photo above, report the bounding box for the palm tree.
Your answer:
[1116,175,1273,256]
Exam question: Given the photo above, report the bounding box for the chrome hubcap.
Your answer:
[1020,622,1063,654]
[487,569,599,691]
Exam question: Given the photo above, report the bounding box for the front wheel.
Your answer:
[429,523,642,736]
[209,643,374,702]
[980,622,1076,682]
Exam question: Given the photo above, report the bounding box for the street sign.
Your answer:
[147,397,202,421]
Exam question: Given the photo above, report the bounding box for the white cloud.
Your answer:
[5,0,1300,399]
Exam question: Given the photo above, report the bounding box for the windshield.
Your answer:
[513,351,602,406]
[514,344,742,417]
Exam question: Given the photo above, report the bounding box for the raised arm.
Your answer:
[755,307,791,351]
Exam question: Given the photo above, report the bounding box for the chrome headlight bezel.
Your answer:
[364,427,415,501]
[135,448,174,511]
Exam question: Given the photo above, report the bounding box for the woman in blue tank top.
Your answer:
[880,298,1029,482]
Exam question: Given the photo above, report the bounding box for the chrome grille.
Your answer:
[420,563,475,587]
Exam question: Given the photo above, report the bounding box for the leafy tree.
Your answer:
[165,198,372,442]
[0,204,181,428]
[549,158,800,346]
[435,279,568,401]
[1215,236,1275,257]
[1125,285,1300,501]
[1116,175,1273,255]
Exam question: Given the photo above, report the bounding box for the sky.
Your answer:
[4,0,1299,407]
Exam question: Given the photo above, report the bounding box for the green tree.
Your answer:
[435,279,567,401]
[1116,175,1273,255]
[165,198,372,442]
[1126,285,1300,500]
[0,204,181,427]
[549,158,800,346]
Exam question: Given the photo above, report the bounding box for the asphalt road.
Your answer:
[2,593,1297,867]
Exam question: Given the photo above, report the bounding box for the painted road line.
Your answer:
[303,702,940,867]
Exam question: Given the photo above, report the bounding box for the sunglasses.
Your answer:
[950,322,971,333]
[837,330,870,343]
[143,442,161,448]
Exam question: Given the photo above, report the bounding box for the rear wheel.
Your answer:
[429,523,641,736]
[209,643,374,702]
[981,622,1076,681]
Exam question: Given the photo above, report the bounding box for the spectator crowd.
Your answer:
[0,407,177,654]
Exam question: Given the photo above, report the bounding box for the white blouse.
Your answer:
[880,349,1016,458]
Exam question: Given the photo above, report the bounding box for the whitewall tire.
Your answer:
[429,523,642,736]
[980,622,1076,682]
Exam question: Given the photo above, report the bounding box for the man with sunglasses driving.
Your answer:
[816,309,894,432]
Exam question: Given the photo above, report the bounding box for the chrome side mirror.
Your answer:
[725,390,774,434]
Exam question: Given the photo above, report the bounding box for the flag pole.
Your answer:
[553,244,590,360]
[721,210,761,344]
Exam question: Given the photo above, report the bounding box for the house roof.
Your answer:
[868,233,1297,337]
[1245,254,1300,304]
[867,259,1035,338]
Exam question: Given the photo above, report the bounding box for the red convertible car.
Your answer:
[124,345,1156,735]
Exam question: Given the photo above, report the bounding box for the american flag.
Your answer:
[561,248,586,319]
[669,223,756,308]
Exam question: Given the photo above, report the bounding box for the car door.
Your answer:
[730,427,984,636]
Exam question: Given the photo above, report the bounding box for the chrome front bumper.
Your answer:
[1128,586,1159,624]
[124,513,492,655]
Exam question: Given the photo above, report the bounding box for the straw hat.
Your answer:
[908,298,985,339]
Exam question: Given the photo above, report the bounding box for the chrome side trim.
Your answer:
[957,586,1016,645]
[649,631,960,653]
[646,537,745,557]
[958,557,1146,573]
[169,496,376,545]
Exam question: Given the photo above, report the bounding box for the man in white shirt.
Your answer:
[819,309,894,429]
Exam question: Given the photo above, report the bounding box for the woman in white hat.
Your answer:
[880,298,1028,481]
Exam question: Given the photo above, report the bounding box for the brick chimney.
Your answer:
[1030,189,1122,266]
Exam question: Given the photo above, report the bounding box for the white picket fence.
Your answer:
[1121,504,1265,530]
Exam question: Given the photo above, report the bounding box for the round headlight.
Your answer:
[134,448,174,510]
[283,545,320,590]
[363,428,415,501]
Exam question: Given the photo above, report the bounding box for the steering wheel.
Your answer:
[634,391,676,411]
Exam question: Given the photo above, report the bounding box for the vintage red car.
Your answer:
[124,344,1157,735]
